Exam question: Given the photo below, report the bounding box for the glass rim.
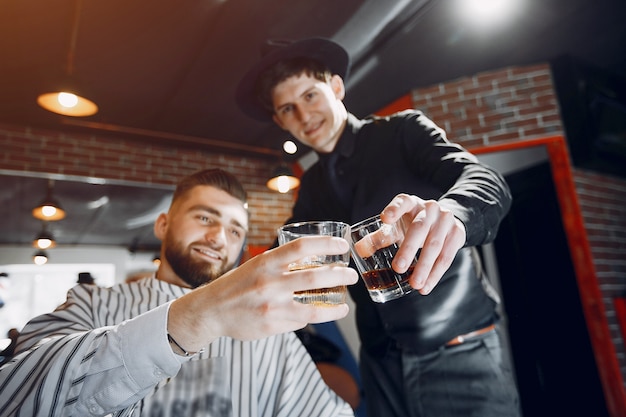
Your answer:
[349,214,383,230]
[278,220,350,232]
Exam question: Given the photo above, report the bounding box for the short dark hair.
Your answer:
[172,169,248,209]
[255,57,333,113]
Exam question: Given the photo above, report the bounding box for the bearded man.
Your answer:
[0,168,357,417]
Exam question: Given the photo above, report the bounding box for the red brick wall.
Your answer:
[574,170,626,378]
[0,124,294,251]
[409,64,563,146]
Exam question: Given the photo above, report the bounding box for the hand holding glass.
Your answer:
[277,221,350,305]
[349,214,417,303]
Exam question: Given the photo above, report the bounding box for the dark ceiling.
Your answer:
[1,0,625,250]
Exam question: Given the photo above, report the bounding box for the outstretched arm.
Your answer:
[168,235,357,352]
[381,160,511,295]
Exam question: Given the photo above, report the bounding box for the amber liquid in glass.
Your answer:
[289,262,347,305]
[360,265,415,302]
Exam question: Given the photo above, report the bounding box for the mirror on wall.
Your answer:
[0,171,174,250]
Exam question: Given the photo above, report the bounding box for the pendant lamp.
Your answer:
[266,164,300,193]
[37,87,98,117]
[37,0,98,117]
[33,250,49,266]
[32,179,66,221]
[32,223,57,250]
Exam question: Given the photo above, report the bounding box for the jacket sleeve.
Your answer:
[394,110,512,247]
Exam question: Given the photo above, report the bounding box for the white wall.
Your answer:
[0,246,157,283]
[0,246,157,337]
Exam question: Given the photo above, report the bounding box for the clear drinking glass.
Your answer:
[277,221,350,305]
[349,214,416,303]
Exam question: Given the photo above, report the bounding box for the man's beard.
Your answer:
[164,237,230,289]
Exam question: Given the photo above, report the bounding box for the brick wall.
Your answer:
[0,124,295,251]
[410,64,563,147]
[575,171,626,377]
[407,62,626,390]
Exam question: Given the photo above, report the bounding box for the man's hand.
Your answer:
[380,193,466,295]
[168,236,357,351]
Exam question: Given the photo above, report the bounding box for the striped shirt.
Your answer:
[0,277,354,417]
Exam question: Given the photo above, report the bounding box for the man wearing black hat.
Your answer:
[237,38,521,416]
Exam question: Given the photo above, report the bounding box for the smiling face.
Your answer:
[271,73,348,153]
[154,185,249,288]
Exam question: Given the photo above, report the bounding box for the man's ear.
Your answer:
[154,212,168,241]
[330,75,345,101]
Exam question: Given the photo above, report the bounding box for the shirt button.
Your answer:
[154,367,164,378]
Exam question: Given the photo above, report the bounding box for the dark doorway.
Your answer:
[494,161,608,416]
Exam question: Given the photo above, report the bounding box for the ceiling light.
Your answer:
[283,140,298,154]
[37,90,98,117]
[457,0,521,27]
[32,180,66,221]
[267,164,300,193]
[33,250,49,266]
[37,0,98,117]
[32,224,56,250]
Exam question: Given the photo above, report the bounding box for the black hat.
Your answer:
[235,37,350,122]
[77,272,95,285]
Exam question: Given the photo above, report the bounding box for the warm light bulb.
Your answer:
[37,91,98,116]
[276,176,291,193]
[58,92,79,108]
[33,253,48,265]
[283,140,298,154]
[41,205,58,218]
[266,166,300,192]
[36,238,53,249]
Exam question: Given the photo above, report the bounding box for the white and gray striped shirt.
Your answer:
[0,277,354,417]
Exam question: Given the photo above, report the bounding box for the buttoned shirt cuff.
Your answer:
[117,301,190,388]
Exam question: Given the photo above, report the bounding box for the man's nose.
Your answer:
[206,224,227,246]
[295,106,310,123]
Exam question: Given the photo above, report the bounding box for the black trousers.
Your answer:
[359,328,521,417]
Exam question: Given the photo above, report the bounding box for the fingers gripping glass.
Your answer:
[277,221,350,305]
[349,215,417,303]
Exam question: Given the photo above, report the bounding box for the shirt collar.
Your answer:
[319,113,364,161]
